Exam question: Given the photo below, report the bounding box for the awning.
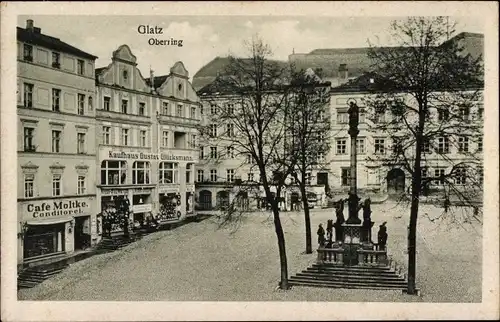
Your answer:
[26,217,73,226]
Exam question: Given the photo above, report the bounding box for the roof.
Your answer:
[145,75,170,89]
[192,56,289,91]
[17,27,97,60]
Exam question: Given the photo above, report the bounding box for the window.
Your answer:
[199,147,204,159]
[318,109,325,122]
[437,137,450,154]
[138,102,146,116]
[374,138,385,155]
[337,112,348,124]
[177,104,183,117]
[159,162,178,184]
[210,124,217,137]
[422,137,431,153]
[226,123,235,137]
[77,94,85,115]
[459,106,470,121]
[246,154,255,164]
[189,134,196,149]
[121,100,128,114]
[437,108,449,121]
[210,147,218,159]
[123,70,128,81]
[191,106,196,119]
[140,130,147,147]
[162,131,169,147]
[434,168,446,185]
[247,173,254,182]
[100,160,127,185]
[51,130,61,153]
[132,161,151,184]
[103,126,110,145]
[77,133,86,154]
[305,172,312,185]
[458,136,469,153]
[23,44,33,61]
[477,137,483,152]
[162,102,169,115]
[52,175,62,196]
[121,128,129,146]
[227,146,235,158]
[197,170,204,182]
[392,138,403,154]
[317,133,325,145]
[317,152,325,161]
[77,175,86,195]
[210,104,217,115]
[227,104,235,115]
[52,52,60,68]
[52,89,61,112]
[455,167,466,185]
[227,169,235,182]
[374,107,386,123]
[336,139,347,155]
[421,167,428,182]
[24,174,34,198]
[24,83,33,108]
[24,127,35,151]
[341,168,350,186]
[210,169,217,182]
[103,97,110,111]
[88,96,93,111]
[356,138,365,154]
[77,59,85,75]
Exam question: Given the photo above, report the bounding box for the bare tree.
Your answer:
[365,17,483,294]
[198,36,299,290]
[284,68,332,254]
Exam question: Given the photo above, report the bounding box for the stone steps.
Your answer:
[17,265,68,289]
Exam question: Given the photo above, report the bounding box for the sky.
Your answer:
[18,15,484,81]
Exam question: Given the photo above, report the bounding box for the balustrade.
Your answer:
[316,247,344,265]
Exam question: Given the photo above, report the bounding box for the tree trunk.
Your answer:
[299,180,312,254]
[272,204,290,289]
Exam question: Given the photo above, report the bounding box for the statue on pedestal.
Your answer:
[333,199,346,242]
[326,219,333,247]
[362,198,373,243]
[317,223,326,247]
[377,221,388,250]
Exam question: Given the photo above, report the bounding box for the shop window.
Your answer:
[159,162,178,184]
[23,224,65,259]
[101,160,127,185]
[132,161,151,184]
[52,174,62,196]
[24,174,35,198]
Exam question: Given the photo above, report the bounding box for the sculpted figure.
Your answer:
[378,221,388,250]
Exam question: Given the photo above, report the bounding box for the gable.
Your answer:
[170,61,189,78]
[112,44,137,65]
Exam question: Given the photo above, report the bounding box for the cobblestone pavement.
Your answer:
[18,202,482,302]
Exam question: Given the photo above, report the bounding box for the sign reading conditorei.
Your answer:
[107,151,194,161]
[25,200,89,218]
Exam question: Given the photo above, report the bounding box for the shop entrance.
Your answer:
[74,216,91,250]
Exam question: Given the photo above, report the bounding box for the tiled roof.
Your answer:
[145,75,170,89]
[17,27,97,60]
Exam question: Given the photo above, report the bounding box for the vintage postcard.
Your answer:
[1,1,498,321]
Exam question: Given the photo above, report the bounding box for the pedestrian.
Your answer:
[317,223,326,247]
[444,196,450,213]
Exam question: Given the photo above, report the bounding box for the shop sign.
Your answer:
[106,150,194,162]
[186,184,195,191]
[132,203,152,213]
[158,186,180,194]
[132,188,152,194]
[101,189,129,196]
[25,199,89,219]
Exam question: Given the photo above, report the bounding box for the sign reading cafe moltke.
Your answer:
[25,200,89,219]
[107,151,194,161]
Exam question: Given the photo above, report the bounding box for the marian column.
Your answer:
[346,101,361,224]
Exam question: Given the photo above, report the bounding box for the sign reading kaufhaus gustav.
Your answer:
[107,151,195,162]
[23,199,90,219]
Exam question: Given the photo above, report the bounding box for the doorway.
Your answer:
[74,216,91,250]
[387,168,405,195]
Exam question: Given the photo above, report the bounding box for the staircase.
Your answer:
[94,234,140,253]
[289,263,408,291]
[18,261,69,289]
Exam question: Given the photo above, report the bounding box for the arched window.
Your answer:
[159,162,178,184]
[132,161,151,184]
[101,160,127,185]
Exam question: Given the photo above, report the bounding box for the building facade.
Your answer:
[95,45,200,231]
[17,20,98,266]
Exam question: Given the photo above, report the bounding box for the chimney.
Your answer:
[26,19,34,31]
[338,63,348,80]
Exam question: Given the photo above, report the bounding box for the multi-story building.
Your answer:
[95,44,200,230]
[16,19,98,267]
